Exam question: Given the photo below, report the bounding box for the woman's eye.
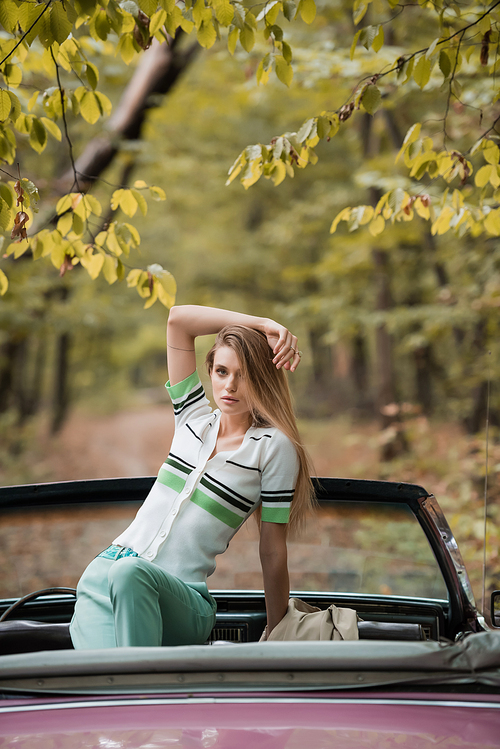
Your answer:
[216,368,226,375]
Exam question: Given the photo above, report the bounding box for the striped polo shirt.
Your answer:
[113,370,299,583]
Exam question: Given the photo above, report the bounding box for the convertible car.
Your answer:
[0,476,499,748]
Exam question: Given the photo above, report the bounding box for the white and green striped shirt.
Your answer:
[113,370,299,583]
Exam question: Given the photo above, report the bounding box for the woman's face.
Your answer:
[210,346,251,421]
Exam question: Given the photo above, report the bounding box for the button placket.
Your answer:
[145,412,221,561]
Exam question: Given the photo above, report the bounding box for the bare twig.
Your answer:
[50,47,80,193]
[443,30,465,146]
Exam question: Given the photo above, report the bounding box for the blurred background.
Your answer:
[0,1,498,612]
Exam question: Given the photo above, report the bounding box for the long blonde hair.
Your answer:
[206,325,316,534]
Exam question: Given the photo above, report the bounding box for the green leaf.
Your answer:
[79,91,103,124]
[86,62,99,90]
[360,84,381,115]
[283,1,296,22]
[197,18,217,48]
[150,7,167,33]
[360,25,376,51]
[239,24,255,52]
[29,117,48,153]
[227,26,238,54]
[95,91,112,117]
[2,63,22,88]
[7,91,21,121]
[413,55,432,89]
[0,90,12,121]
[0,268,8,295]
[40,117,62,141]
[0,1,18,33]
[298,0,316,24]
[138,0,158,14]
[350,29,361,60]
[439,49,451,78]
[316,115,329,139]
[213,0,234,26]
[282,41,293,64]
[275,56,293,87]
[50,1,73,44]
[372,25,384,53]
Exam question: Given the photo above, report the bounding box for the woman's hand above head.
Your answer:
[262,319,302,373]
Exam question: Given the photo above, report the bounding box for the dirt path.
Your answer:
[38,405,176,481]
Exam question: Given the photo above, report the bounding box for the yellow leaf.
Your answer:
[112,189,138,216]
[0,268,8,295]
[103,254,118,284]
[475,164,493,188]
[149,185,166,201]
[299,0,316,24]
[270,160,287,187]
[131,188,148,216]
[81,250,105,280]
[79,91,102,125]
[143,283,158,309]
[106,227,123,256]
[330,207,351,233]
[431,206,453,235]
[134,179,148,189]
[127,268,145,288]
[483,142,500,165]
[239,25,255,52]
[0,90,12,121]
[396,123,421,163]
[40,117,62,141]
[369,215,385,236]
[227,26,238,54]
[57,212,73,236]
[275,56,293,87]
[484,209,500,236]
[51,242,67,269]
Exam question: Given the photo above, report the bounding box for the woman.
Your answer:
[70,305,314,649]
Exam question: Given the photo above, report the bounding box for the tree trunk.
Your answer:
[51,331,71,434]
[57,35,199,194]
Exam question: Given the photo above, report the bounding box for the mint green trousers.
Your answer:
[69,555,217,649]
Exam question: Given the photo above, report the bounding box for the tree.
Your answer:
[229,0,500,243]
[0,0,317,304]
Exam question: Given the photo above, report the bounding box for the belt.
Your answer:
[97,544,139,561]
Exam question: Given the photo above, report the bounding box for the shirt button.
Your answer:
[172,509,177,516]
[147,551,153,558]
[160,530,166,538]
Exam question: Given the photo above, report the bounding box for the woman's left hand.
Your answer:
[263,319,302,372]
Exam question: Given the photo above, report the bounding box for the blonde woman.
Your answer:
[70,305,315,648]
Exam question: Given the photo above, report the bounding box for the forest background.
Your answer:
[0,0,499,614]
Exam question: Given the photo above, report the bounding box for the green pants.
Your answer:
[70,555,217,649]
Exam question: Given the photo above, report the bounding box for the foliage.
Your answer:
[228,0,500,242]
[0,0,316,302]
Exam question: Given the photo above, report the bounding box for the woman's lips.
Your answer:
[221,396,238,403]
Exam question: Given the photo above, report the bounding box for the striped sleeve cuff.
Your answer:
[261,488,294,524]
[165,371,206,417]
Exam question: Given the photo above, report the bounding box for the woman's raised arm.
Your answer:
[166,305,301,386]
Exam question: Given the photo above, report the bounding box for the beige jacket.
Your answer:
[264,598,359,641]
